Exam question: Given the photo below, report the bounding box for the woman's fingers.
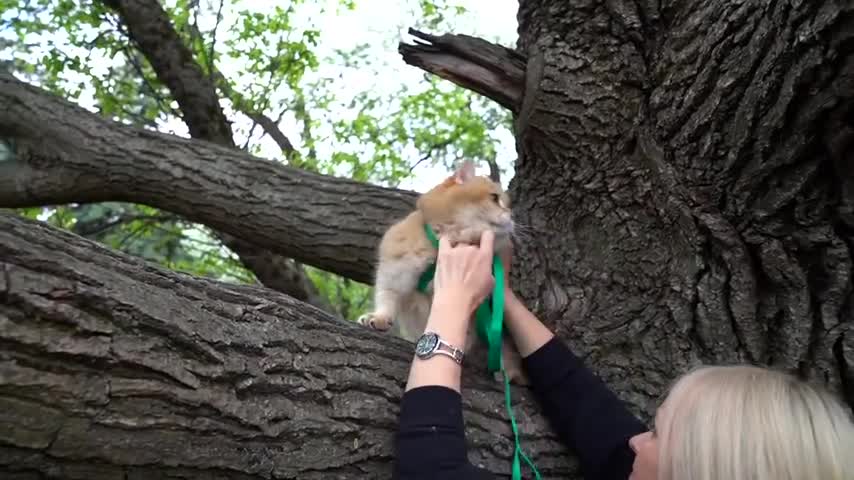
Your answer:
[479,230,495,259]
[438,234,453,252]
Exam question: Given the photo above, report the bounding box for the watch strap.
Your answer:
[434,338,464,364]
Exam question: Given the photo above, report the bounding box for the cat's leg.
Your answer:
[393,290,432,342]
[358,287,401,331]
[358,254,431,332]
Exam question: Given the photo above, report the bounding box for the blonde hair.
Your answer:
[656,365,854,480]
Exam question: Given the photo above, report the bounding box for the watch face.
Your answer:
[415,332,438,356]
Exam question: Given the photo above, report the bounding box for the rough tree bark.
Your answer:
[100,0,330,312]
[497,0,854,416]
[0,212,573,479]
[2,1,854,479]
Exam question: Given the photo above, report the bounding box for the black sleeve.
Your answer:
[393,385,495,480]
[522,337,648,480]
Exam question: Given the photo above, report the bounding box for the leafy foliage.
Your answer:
[2,0,171,125]
[17,203,254,284]
[1,0,512,319]
[328,77,509,185]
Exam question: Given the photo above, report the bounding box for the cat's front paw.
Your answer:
[357,312,393,331]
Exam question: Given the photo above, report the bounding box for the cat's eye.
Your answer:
[491,193,500,204]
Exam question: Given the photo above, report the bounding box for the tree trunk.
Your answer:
[501,0,854,419]
[0,213,575,479]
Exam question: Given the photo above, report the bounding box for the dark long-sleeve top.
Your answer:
[392,336,647,479]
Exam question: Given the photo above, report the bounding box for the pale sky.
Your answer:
[1,0,520,192]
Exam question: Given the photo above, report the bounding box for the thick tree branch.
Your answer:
[101,0,328,311]
[398,28,527,113]
[0,73,417,285]
[0,212,575,478]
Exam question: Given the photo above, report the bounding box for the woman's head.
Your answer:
[629,365,854,480]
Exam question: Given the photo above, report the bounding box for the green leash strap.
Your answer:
[474,254,504,371]
[417,224,541,480]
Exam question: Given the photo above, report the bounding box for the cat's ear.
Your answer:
[453,160,476,184]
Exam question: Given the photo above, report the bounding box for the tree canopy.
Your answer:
[1,0,516,320]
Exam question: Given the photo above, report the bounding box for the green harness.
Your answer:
[416,224,541,480]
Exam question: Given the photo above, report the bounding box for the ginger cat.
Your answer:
[357,160,529,385]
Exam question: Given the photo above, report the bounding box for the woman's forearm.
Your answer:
[394,230,499,479]
[404,294,471,392]
[396,296,493,479]
[503,289,555,358]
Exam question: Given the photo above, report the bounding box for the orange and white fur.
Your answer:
[357,160,529,385]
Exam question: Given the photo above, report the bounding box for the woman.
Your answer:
[393,231,854,479]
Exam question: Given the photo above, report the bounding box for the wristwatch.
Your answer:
[414,331,464,365]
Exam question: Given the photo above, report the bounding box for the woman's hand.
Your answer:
[404,230,497,392]
[432,230,497,316]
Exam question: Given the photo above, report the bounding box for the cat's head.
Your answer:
[416,160,514,247]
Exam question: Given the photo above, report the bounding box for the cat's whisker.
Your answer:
[515,227,535,239]
[509,221,537,242]
[510,230,532,243]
